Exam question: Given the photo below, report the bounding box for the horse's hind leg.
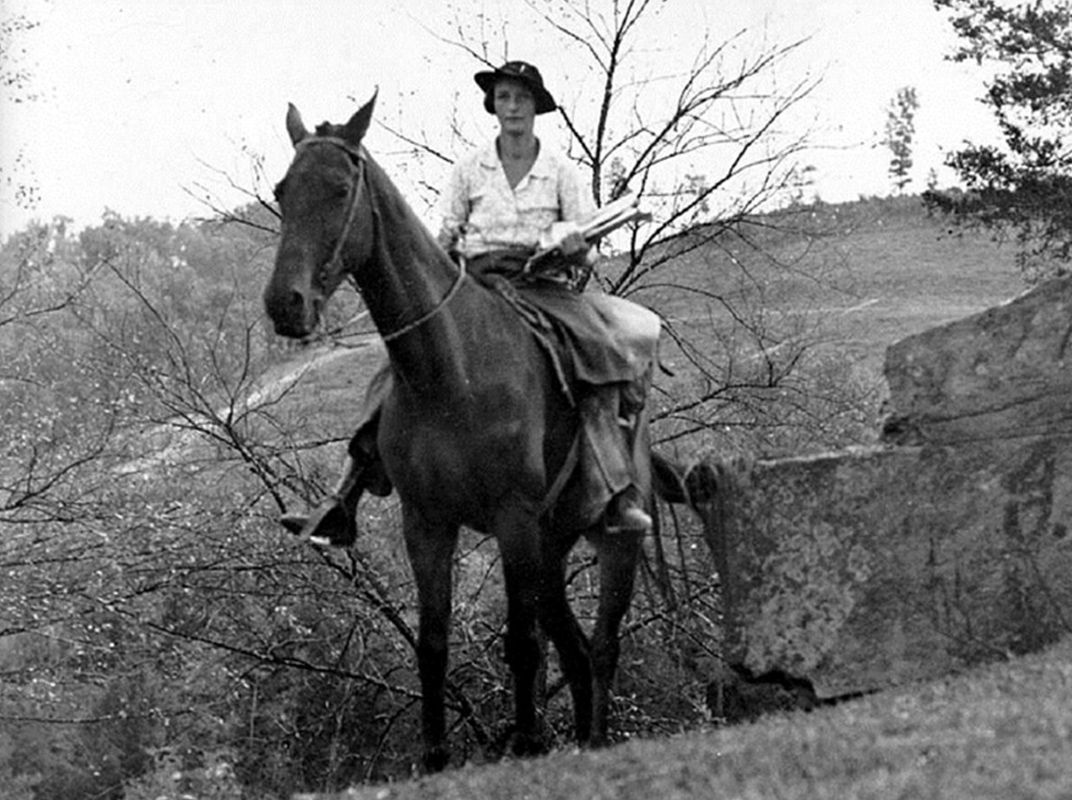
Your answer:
[588,410,650,743]
[590,527,643,746]
[402,509,459,772]
[536,534,594,744]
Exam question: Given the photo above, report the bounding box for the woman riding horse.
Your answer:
[289,60,660,545]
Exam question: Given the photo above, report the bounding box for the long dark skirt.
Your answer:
[351,249,659,439]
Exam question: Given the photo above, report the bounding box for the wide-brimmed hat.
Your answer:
[474,60,557,115]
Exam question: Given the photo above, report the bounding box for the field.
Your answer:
[274,195,1024,459]
[644,196,1024,382]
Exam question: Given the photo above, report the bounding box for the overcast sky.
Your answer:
[0,0,1001,240]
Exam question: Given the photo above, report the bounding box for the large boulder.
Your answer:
[882,277,1072,444]
[690,276,1072,715]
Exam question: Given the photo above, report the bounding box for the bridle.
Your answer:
[295,137,466,343]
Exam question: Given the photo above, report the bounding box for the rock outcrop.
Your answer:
[690,277,1072,717]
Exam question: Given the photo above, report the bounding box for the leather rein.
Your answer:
[300,137,466,343]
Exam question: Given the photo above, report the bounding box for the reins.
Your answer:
[380,255,467,344]
[298,136,466,343]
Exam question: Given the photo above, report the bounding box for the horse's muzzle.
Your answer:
[263,282,322,339]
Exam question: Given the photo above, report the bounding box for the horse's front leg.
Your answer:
[495,507,546,756]
[402,508,459,772]
[590,526,643,746]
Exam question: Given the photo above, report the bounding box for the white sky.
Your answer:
[0,0,1001,240]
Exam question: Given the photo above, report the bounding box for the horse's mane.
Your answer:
[314,121,344,137]
[303,121,452,264]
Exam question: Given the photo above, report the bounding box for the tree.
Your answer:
[372,0,872,457]
[927,0,1072,281]
[421,1,817,288]
[883,86,919,193]
[0,211,457,794]
[0,12,42,212]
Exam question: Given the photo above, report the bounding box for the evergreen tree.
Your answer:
[884,86,919,193]
[927,0,1072,280]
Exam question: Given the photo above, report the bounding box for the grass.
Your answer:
[640,196,1024,379]
[322,635,1072,800]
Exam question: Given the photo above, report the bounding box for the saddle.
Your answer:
[466,249,660,401]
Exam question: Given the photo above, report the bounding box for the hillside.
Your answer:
[272,196,1025,459]
[646,196,1022,374]
[327,633,1072,800]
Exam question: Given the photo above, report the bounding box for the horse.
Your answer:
[263,94,653,771]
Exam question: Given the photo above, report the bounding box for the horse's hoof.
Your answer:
[279,500,356,547]
[279,513,309,536]
[504,728,547,759]
[588,731,611,749]
[421,745,451,773]
[312,501,357,547]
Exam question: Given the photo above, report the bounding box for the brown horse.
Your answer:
[263,95,652,771]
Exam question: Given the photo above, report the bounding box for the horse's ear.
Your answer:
[286,103,309,147]
[341,89,377,147]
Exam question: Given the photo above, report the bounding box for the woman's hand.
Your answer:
[558,228,588,256]
[437,224,461,252]
[541,221,588,255]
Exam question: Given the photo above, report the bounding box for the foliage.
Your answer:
[0,12,42,211]
[0,211,335,798]
[426,0,816,290]
[0,13,40,103]
[927,0,1072,281]
[882,86,920,193]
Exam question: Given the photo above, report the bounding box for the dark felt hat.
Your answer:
[474,60,557,115]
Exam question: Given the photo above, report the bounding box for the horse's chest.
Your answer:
[384,409,541,502]
[396,415,529,470]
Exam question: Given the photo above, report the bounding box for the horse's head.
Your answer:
[263,95,377,338]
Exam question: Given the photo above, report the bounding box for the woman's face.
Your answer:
[492,78,536,135]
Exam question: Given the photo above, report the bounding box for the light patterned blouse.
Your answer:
[440,138,594,258]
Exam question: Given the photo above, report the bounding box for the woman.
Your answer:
[439,60,660,531]
[438,61,591,276]
[289,60,659,544]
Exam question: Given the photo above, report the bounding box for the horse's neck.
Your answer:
[357,160,469,393]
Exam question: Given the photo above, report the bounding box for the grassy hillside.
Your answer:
[324,634,1072,800]
[802,198,1024,374]
[274,195,1025,464]
[642,195,1024,378]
